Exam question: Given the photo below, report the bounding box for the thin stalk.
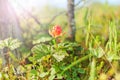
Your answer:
[89,57,96,80]
[61,54,92,75]
[86,22,91,47]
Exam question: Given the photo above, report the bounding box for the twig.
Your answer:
[15,0,89,26]
[75,0,85,7]
[47,0,90,25]
[47,11,66,25]
[14,1,43,27]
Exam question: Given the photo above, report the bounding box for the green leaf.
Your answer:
[53,50,68,62]
[90,47,105,58]
[50,67,56,75]
[77,68,85,74]
[32,44,51,59]
[49,68,56,80]
[58,42,79,51]
[49,75,55,80]
[39,72,49,78]
[33,34,52,44]
[0,38,21,50]
[56,74,63,79]
[28,57,35,62]
[16,65,26,74]
[96,47,105,58]
[107,52,120,62]
[9,38,22,50]
[9,52,18,62]
[30,69,38,75]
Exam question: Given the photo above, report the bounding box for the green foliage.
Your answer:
[53,50,68,62]
[89,58,96,80]
[0,3,120,80]
[31,44,51,60]
[0,37,21,50]
[33,34,52,44]
[89,47,105,58]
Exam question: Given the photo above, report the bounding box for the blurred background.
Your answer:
[0,0,120,79]
[1,0,120,52]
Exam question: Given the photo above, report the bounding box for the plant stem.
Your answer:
[61,54,92,75]
[89,57,96,80]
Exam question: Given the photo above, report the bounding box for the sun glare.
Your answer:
[9,0,47,15]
